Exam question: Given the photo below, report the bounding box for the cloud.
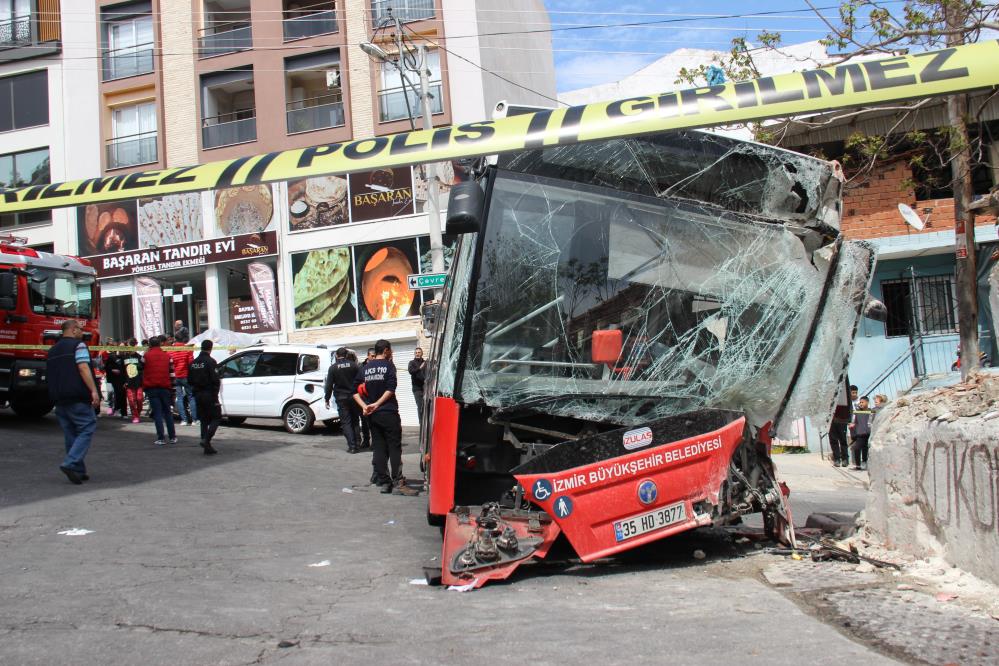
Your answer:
[556,53,660,91]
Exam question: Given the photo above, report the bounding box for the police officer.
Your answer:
[324,347,360,453]
[187,339,221,455]
[354,339,417,496]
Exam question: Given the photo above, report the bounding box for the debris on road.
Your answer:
[692,549,706,560]
[56,528,94,536]
[409,578,429,586]
[307,560,331,568]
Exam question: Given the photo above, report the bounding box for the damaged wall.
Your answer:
[866,372,999,585]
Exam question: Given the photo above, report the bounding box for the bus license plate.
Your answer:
[613,502,687,542]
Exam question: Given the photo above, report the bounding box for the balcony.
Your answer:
[202,112,256,149]
[198,21,252,58]
[378,82,442,123]
[102,44,154,81]
[286,93,344,134]
[0,14,30,47]
[106,131,158,169]
[371,0,434,25]
[283,3,336,41]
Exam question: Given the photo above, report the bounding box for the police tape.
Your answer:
[1,41,997,214]
[0,344,240,352]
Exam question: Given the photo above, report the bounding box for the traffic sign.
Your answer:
[407,272,447,290]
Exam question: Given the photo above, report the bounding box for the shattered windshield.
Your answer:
[27,270,95,318]
[456,169,828,427]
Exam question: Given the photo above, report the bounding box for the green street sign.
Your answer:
[407,272,447,290]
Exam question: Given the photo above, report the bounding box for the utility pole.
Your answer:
[946,4,979,380]
[415,44,446,284]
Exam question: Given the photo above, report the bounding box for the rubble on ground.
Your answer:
[883,371,999,425]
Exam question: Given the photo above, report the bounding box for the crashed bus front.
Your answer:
[423,130,875,587]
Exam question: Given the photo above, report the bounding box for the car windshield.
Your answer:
[27,269,95,318]
[455,169,830,425]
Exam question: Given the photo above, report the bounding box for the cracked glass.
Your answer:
[443,132,872,433]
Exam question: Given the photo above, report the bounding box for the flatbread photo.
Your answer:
[138,193,203,248]
[292,247,355,328]
[287,175,348,231]
[215,184,274,236]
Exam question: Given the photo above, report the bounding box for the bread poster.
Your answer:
[291,246,356,329]
[77,202,139,257]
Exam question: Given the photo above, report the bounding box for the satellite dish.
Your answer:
[898,203,925,230]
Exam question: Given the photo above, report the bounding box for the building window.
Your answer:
[198,1,252,58]
[102,3,154,81]
[0,69,47,132]
[881,275,957,338]
[106,101,157,169]
[0,147,51,228]
[371,0,433,25]
[285,51,344,134]
[378,49,441,123]
[283,1,337,41]
[201,68,256,149]
[0,0,30,47]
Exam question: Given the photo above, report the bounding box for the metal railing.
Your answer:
[286,95,344,133]
[371,0,434,24]
[198,21,252,58]
[378,82,442,122]
[106,132,158,169]
[283,8,336,41]
[102,45,154,80]
[0,14,30,47]
[861,336,961,400]
[202,112,256,149]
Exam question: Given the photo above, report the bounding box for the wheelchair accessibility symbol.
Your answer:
[553,495,574,518]
[532,479,553,501]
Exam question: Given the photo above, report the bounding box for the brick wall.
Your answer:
[840,160,994,239]
[159,0,199,167]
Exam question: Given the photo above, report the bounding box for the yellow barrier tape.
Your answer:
[0,344,240,352]
[1,42,996,214]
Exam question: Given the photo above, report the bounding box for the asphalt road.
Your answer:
[0,410,899,665]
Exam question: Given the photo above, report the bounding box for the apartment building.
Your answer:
[0,1,101,252]
[83,0,555,424]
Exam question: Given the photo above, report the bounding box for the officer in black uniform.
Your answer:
[324,347,360,453]
[187,339,221,455]
[354,339,417,496]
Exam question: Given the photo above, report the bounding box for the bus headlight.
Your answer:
[17,368,37,378]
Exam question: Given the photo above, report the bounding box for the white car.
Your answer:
[218,344,341,434]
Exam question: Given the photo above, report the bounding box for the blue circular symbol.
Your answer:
[532,478,553,501]
[637,479,658,505]
[552,495,574,518]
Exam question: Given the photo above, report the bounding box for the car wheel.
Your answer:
[225,416,247,426]
[10,399,53,419]
[283,402,314,434]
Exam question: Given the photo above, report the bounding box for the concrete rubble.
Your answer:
[864,371,999,587]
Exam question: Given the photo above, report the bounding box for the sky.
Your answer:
[543,0,870,92]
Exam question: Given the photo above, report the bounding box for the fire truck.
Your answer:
[420,130,879,587]
[0,236,100,417]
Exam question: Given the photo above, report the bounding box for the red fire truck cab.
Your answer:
[0,236,100,417]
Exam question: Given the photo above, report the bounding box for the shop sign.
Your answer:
[348,167,414,223]
[91,231,278,279]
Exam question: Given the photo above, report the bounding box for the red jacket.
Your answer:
[167,343,194,379]
[142,347,173,389]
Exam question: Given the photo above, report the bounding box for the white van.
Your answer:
[217,344,341,434]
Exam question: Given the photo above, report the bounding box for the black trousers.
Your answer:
[334,395,359,450]
[413,386,424,426]
[194,391,222,445]
[850,434,869,466]
[111,381,127,415]
[369,410,403,485]
[828,422,849,462]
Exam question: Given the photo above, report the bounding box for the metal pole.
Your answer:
[416,45,445,292]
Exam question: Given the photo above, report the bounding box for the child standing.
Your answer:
[850,395,873,471]
[122,339,144,424]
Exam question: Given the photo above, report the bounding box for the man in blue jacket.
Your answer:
[47,320,101,484]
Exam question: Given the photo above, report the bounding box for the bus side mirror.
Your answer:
[445,181,484,235]
[591,329,622,365]
[0,272,15,310]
